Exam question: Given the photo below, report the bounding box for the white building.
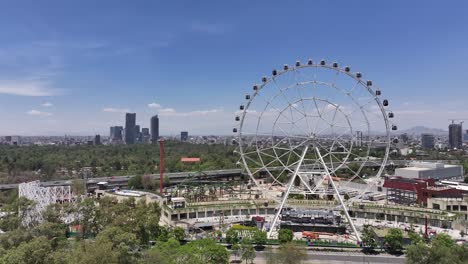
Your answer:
[395,162,463,180]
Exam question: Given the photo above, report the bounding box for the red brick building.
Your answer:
[383,176,465,206]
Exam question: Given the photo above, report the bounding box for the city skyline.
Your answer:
[0,1,468,135]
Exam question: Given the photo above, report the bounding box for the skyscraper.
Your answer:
[449,122,463,149]
[110,126,123,142]
[135,125,141,143]
[421,134,435,149]
[151,115,159,144]
[355,131,363,147]
[142,128,150,144]
[125,113,136,144]
[94,134,101,145]
[181,131,189,141]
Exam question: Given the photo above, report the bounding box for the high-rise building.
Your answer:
[110,126,123,142]
[135,125,142,143]
[449,122,463,149]
[421,134,435,149]
[181,131,189,141]
[141,128,150,144]
[463,130,468,142]
[94,134,101,145]
[354,131,363,147]
[125,113,136,144]
[151,115,159,144]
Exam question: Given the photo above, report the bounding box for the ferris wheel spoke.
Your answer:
[292,69,314,132]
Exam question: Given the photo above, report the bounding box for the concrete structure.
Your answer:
[383,176,467,206]
[427,195,468,231]
[110,126,123,142]
[395,162,463,180]
[125,113,136,144]
[181,131,189,141]
[141,128,150,143]
[151,115,159,144]
[355,131,363,147]
[421,134,435,149]
[94,134,101,145]
[449,122,463,149]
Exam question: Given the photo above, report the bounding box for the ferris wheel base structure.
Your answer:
[233,58,397,243]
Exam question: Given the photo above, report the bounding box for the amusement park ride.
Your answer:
[233,58,396,242]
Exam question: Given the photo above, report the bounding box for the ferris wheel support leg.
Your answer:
[267,145,309,239]
[314,146,361,243]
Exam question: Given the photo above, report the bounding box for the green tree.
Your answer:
[32,221,67,249]
[186,239,229,264]
[128,175,143,189]
[278,228,294,244]
[173,226,186,241]
[431,233,455,248]
[408,231,424,245]
[95,226,138,264]
[0,236,52,264]
[276,242,307,264]
[71,240,119,264]
[240,241,255,264]
[384,228,403,254]
[0,196,35,231]
[361,225,377,253]
[226,228,239,245]
[252,229,267,246]
[71,179,85,195]
[231,244,241,262]
[143,238,181,264]
[405,241,431,264]
[406,233,468,264]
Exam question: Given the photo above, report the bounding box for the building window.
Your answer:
[453,205,459,211]
[461,205,467,211]
[446,205,451,211]
[433,203,440,210]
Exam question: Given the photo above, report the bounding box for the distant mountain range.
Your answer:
[398,126,447,135]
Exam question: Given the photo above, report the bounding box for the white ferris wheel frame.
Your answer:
[234,59,395,242]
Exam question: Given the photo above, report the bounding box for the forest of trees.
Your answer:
[0,141,238,183]
[0,194,231,264]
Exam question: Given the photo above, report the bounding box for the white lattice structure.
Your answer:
[18,181,73,226]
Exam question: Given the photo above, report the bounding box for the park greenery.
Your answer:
[0,141,238,183]
[0,195,230,264]
[361,225,378,253]
[406,233,468,264]
[384,228,404,254]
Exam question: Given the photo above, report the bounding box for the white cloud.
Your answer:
[27,110,52,117]
[159,108,177,114]
[148,102,162,109]
[0,80,59,96]
[42,102,53,107]
[158,108,222,117]
[102,107,129,113]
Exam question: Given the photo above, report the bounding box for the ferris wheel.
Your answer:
[233,58,396,241]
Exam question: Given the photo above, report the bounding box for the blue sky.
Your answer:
[0,0,467,136]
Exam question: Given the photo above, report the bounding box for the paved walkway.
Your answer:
[231,250,405,264]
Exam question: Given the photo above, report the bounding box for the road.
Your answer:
[0,159,448,190]
[245,251,405,264]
